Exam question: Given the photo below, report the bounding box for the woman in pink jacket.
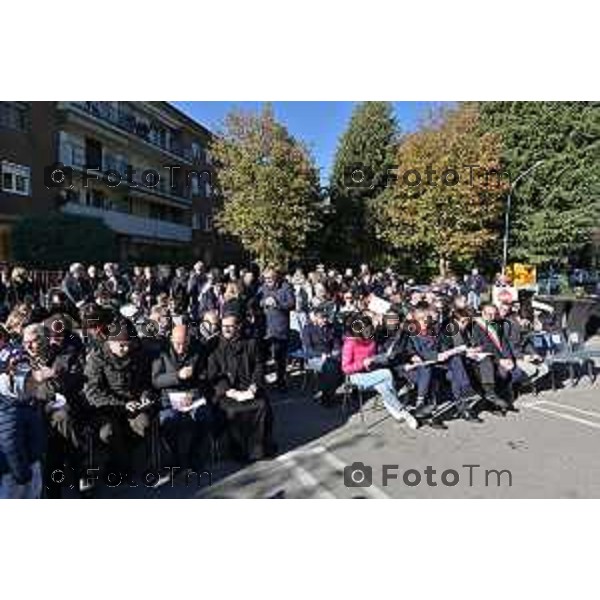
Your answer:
[341,314,417,429]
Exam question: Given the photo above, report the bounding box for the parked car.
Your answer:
[569,269,599,291]
[537,272,561,295]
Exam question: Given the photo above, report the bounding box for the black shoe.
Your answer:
[464,394,482,410]
[264,441,279,458]
[486,391,509,411]
[460,408,484,423]
[413,399,434,419]
[457,394,483,421]
[250,441,279,461]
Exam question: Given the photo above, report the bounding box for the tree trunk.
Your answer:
[438,256,449,278]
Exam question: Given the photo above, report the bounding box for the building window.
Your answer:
[192,213,203,230]
[85,138,103,170]
[149,124,167,149]
[192,142,207,163]
[171,208,186,225]
[205,214,213,232]
[85,188,106,209]
[58,131,86,168]
[149,203,170,221]
[0,102,30,132]
[65,189,80,204]
[0,161,31,196]
[189,172,201,197]
[86,101,115,122]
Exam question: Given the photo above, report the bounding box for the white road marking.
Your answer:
[275,454,336,499]
[536,400,600,421]
[275,445,391,498]
[527,404,600,430]
[310,445,391,499]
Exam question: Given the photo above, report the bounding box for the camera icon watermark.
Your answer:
[343,462,372,487]
[343,164,375,190]
[342,462,513,489]
[44,162,73,189]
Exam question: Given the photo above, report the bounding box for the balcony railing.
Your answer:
[57,147,192,204]
[0,102,31,132]
[61,202,192,242]
[69,101,195,162]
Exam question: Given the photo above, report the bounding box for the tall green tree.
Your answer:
[374,104,508,276]
[478,101,600,266]
[210,105,322,268]
[327,102,399,265]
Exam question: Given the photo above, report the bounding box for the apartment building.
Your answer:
[0,102,57,258]
[0,101,241,264]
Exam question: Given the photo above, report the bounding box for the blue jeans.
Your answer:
[467,290,481,310]
[290,311,307,333]
[445,356,474,400]
[0,461,42,499]
[306,357,326,372]
[349,369,405,416]
[406,365,433,399]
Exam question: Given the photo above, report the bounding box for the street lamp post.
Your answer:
[502,160,544,272]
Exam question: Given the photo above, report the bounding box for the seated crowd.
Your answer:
[0,261,560,497]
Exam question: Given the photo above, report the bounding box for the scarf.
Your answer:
[474,317,503,352]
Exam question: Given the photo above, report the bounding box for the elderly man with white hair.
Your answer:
[152,324,210,469]
[187,261,207,318]
[101,262,129,302]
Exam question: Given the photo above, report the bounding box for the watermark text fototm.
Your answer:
[344,462,512,488]
[343,163,510,191]
[44,162,212,192]
[46,465,212,492]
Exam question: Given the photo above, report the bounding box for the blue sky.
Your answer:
[172,101,447,183]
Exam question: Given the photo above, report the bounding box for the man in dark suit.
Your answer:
[152,324,209,468]
[207,313,275,462]
[470,304,520,411]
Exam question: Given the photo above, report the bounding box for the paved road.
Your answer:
[103,376,598,500]
[91,339,600,499]
[187,384,600,499]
